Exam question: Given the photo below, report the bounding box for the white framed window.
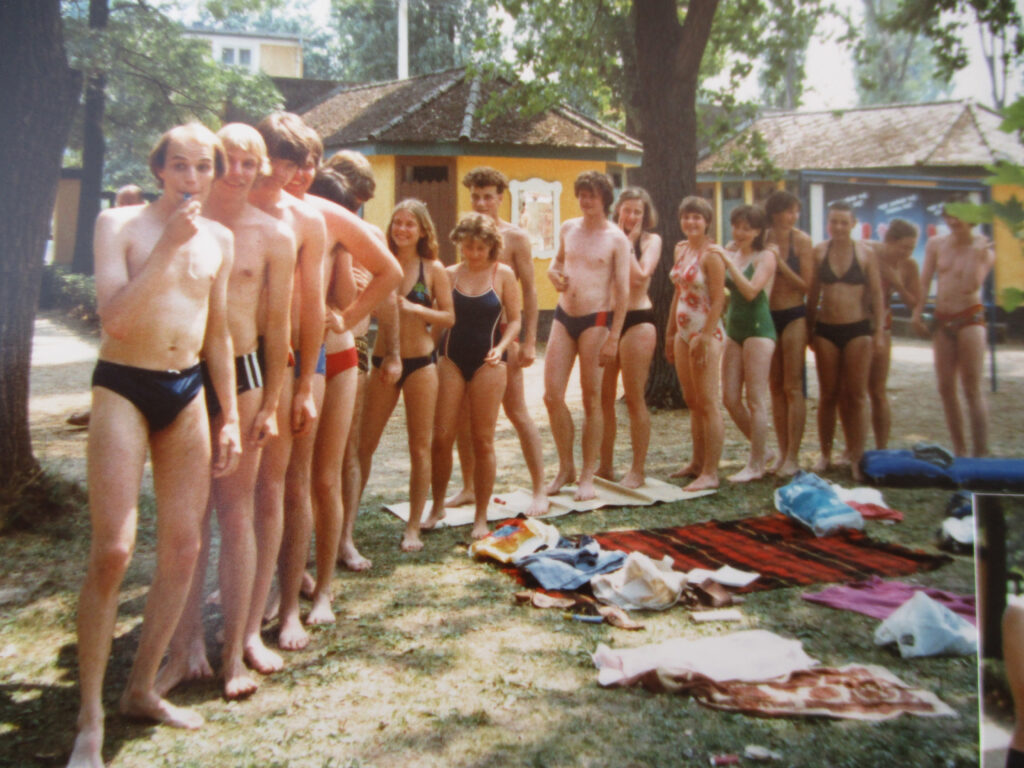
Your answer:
[239,48,252,67]
[509,178,562,259]
[221,47,235,65]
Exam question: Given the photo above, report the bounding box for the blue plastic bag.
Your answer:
[774,471,864,537]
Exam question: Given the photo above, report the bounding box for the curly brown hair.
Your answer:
[450,212,503,261]
[462,166,508,194]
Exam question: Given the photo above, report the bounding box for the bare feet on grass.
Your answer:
[420,505,445,531]
[545,467,576,496]
[444,488,475,508]
[338,543,372,571]
[277,614,310,651]
[300,571,315,599]
[222,659,259,700]
[243,636,283,675]
[683,473,719,492]
[812,455,830,474]
[774,458,801,477]
[727,465,765,483]
[155,637,213,696]
[595,465,615,481]
[669,461,699,479]
[306,593,336,626]
[66,723,104,768]
[400,526,424,552]
[119,690,204,729]
[471,522,491,540]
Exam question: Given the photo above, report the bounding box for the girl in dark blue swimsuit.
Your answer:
[425,213,522,540]
[358,199,454,552]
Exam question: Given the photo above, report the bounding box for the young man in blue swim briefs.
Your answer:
[544,171,631,502]
[67,123,241,768]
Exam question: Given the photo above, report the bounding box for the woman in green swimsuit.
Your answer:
[721,205,777,482]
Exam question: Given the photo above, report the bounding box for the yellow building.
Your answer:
[184,28,303,78]
[296,69,643,312]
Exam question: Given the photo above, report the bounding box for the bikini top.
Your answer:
[786,238,800,273]
[405,259,432,308]
[819,241,866,286]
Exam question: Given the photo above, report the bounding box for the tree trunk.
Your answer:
[0,1,82,483]
[71,0,110,275]
[632,0,718,409]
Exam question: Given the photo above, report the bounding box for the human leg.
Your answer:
[309,365,358,625]
[466,363,508,538]
[400,362,439,551]
[932,330,967,456]
[730,337,775,482]
[244,375,292,674]
[444,408,476,507]
[425,358,466,531]
[812,336,841,472]
[356,367,401,496]
[868,331,891,449]
[598,354,620,480]
[776,317,807,475]
[67,390,149,768]
[502,354,548,515]
[721,338,749,438]
[338,370,371,571]
[118,397,210,728]
[686,337,724,491]
[670,335,702,478]
[838,335,872,481]
[542,320,578,494]
[574,324,611,501]
[277,375,326,650]
[618,322,656,488]
[956,324,989,456]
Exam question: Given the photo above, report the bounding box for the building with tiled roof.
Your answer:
[289,68,642,305]
[696,100,1023,306]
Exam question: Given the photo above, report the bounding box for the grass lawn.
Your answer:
[0,470,979,768]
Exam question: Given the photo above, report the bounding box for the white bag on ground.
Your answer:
[874,591,978,658]
[591,552,686,610]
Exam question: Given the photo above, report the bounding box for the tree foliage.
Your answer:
[851,0,953,105]
[62,0,283,190]
[757,0,828,110]
[873,0,1023,108]
[325,0,492,83]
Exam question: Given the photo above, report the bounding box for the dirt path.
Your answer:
[30,311,1024,493]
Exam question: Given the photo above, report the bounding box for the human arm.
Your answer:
[864,245,887,353]
[202,229,242,477]
[599,231,632,367]
[398,261,455,329]
[889,258,922,311]
[486,266,522,365]
[507,228,538,367]
[772,231,813,293]
[292,210,327,437]
[665,284,680,365]
[375,292,402,385]
[547,222,570,292]
[722,249,776,302]
[631,232,662,289]
[250,226,295,447]
[805,244,824,337]
[912,239,938,337]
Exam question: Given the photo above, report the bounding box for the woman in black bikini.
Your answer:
[806,202,885,480]
[764,190,815,476]
[424,213,521,539]
[598,187,662,489]
[358,199,454,551]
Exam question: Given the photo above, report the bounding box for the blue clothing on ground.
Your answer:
[516,537,627,591]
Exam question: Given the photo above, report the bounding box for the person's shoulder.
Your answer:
[495,261,517,281]
[562,216,583,232]
[642,231,663,248]
[200,216,234,248]
[499,221,530,247]
[426,258,449,277]
[792,228,813,246]
[607,222,631,246]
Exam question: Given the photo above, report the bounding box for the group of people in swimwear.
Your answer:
[66,108,995,767]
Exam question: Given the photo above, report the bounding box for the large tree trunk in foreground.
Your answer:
[632,0,719,408]
[0,1,82,483]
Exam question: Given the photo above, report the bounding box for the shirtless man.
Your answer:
[114,184,145,207]
[912,206,994,456]
[806,202,885,480]
[245,112,326,660]
[280,144,401,632]
[67,123,241,768]
[444,167,548,517]
[763,190,814,476]
[156,124,295,701]
[544,171,630,501]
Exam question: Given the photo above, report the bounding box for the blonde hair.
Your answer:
[217,123,270,176]
[148,122,225,187]
[388,199,439,260]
